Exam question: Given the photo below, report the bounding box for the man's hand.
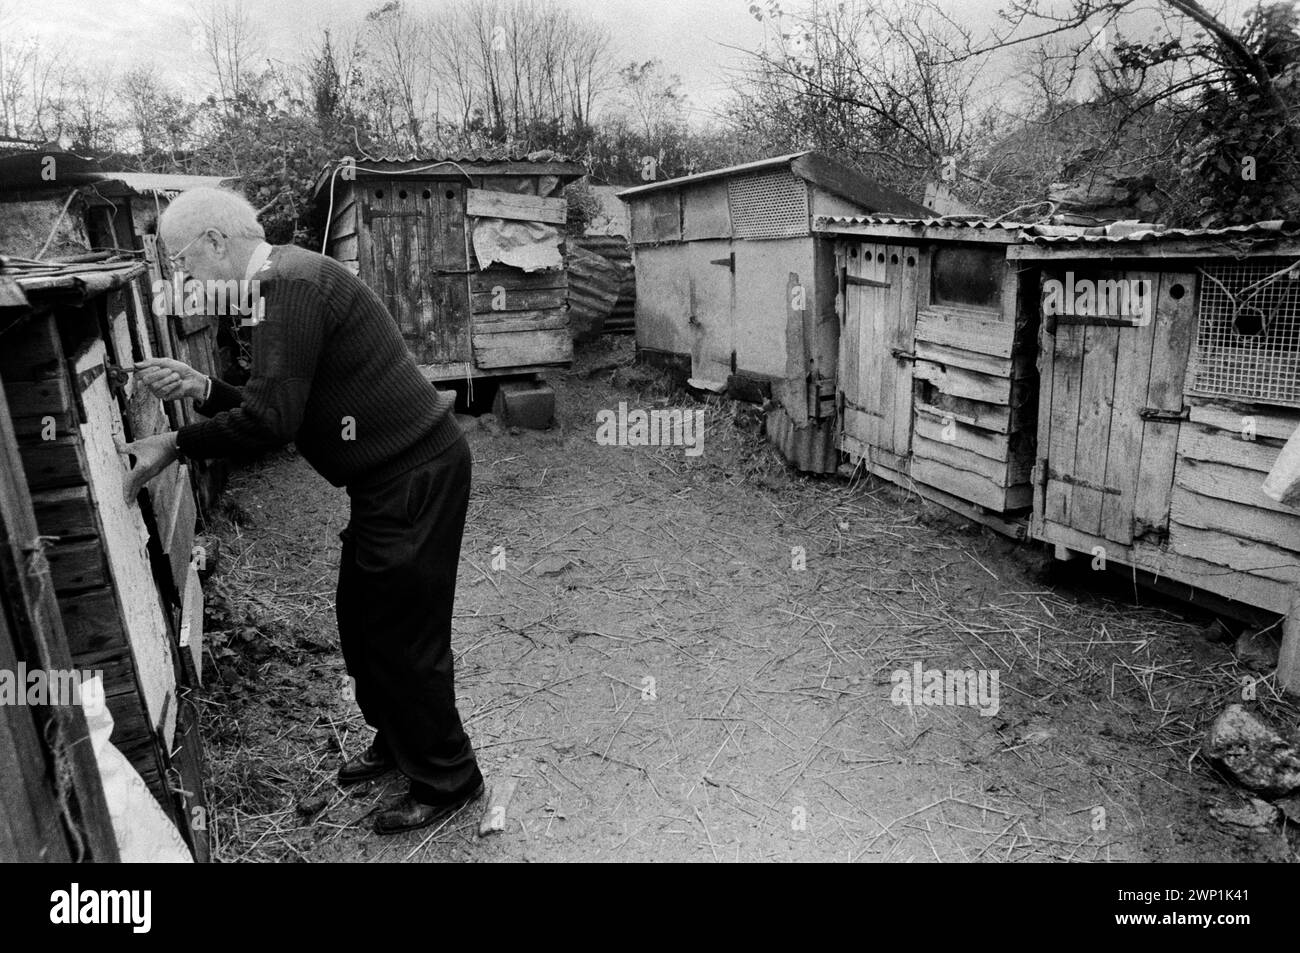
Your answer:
[132,358,208,401]
[117,433,180,503]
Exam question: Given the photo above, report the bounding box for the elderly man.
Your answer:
[123,187,484,834]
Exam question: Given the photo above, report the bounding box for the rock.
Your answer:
[1276,793,1300,825]
[1204,704,1300,797]
[296,795,328,817]
[1234,629,1280,671]
[1210,797,1279,829]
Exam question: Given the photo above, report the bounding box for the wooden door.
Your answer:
[363,182,471,366]
[840,242,919,470]
[686,239,734,386]
[1038,270,1198,546]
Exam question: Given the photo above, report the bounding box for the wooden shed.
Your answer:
[816,216,1039,528]
[619,153,930,473]
[313,152,586,389]
[0,154,241,512]
[1009,223,1300,630]
[0,257,209,860]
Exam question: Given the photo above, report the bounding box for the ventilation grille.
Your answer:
[727,170,808,239]
[1188,261,1300,408]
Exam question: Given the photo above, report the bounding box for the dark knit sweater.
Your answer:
[176,245,461,488]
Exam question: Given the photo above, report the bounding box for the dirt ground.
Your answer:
[196,335,1298,863]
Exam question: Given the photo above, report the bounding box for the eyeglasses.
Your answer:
[166,229,226,268]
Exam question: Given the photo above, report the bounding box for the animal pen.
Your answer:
[0,153,240,511]
[0,257,209,861]
[620,152,930,473]
[815,216,1038,528]
[314,153,587,416]
[1008,224,1300,659]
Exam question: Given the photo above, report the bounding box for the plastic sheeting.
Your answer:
[471,218,562,272]
[81,676,193,863]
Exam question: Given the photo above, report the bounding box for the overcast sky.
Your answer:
[12,0,1257,119]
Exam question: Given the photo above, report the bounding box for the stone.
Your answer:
[1204,704,1300,797]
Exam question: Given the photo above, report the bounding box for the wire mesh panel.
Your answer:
[1188,260,1300,407]
[727,169,809,239]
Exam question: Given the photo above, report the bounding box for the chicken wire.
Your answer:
[1188,260,1300,408]
[727,170,809,239]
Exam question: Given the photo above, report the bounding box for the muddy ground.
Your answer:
[196,335,1298,862]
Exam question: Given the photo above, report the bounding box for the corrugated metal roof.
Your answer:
[816,214,1030,231]
[354,149,576,164]
[96,172,240,197]
[617,152,811,199]
[1020,219,1300,245]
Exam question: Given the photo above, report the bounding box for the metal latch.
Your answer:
[1139,406,1189,422]
[710,253,735,272]
[846,275,891,289]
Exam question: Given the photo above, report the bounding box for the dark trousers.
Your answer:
[336,435,482,803]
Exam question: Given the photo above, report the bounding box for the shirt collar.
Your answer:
[244,242,274,282]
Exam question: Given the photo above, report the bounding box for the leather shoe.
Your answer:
[337,743,396,785]
[373,782,485,835]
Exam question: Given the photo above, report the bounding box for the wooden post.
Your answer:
[1281,591,1300,697]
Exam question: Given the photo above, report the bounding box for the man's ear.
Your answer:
[206,228,229,257]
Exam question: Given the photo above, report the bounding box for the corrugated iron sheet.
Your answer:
[617,152,810,199]
[816,214,1030,231]
[566,244,624,342]
[96,172,240,198]
[1020,219,1300,245]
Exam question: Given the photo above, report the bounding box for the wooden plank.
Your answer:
[1038,518,1293,615]
[471,328,573,369]
[3,376,73,418]
[892,243,918,458]
[914,407,1011,461]
[1178,423,1282,473]
[46,539,108,591]
[1032,267,1057,542]
[471,287,567,313]
[914,306,1013,359]
[1169,523,1300,587]
[58,588,127,657]
[913,433,1011,487]
[1069,320,1120,536]
[1175,456,1300,517]
[1100,272,1160,544]
[912,360,1011,405]
[1282,593,1300,696]
[1045,315,1085,525]
[30,485,97,538]
[466,188,567,225]
[1131,271,1198,540]
[18,438,88,490]
[470,269,567,294]
[0,366,118,861]
[0,311,62,380]
[1171,485,1300,551]
[10,409,76,441]
[74,340,177,748]
[179,564,203,686]
[915,338,1013,378]
[912,456,1028,511]
[1188,399,1299,441]
[165,464,197,596]
[915,397,1013,435]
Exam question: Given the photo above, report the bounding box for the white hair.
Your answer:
[160,187,264,241]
